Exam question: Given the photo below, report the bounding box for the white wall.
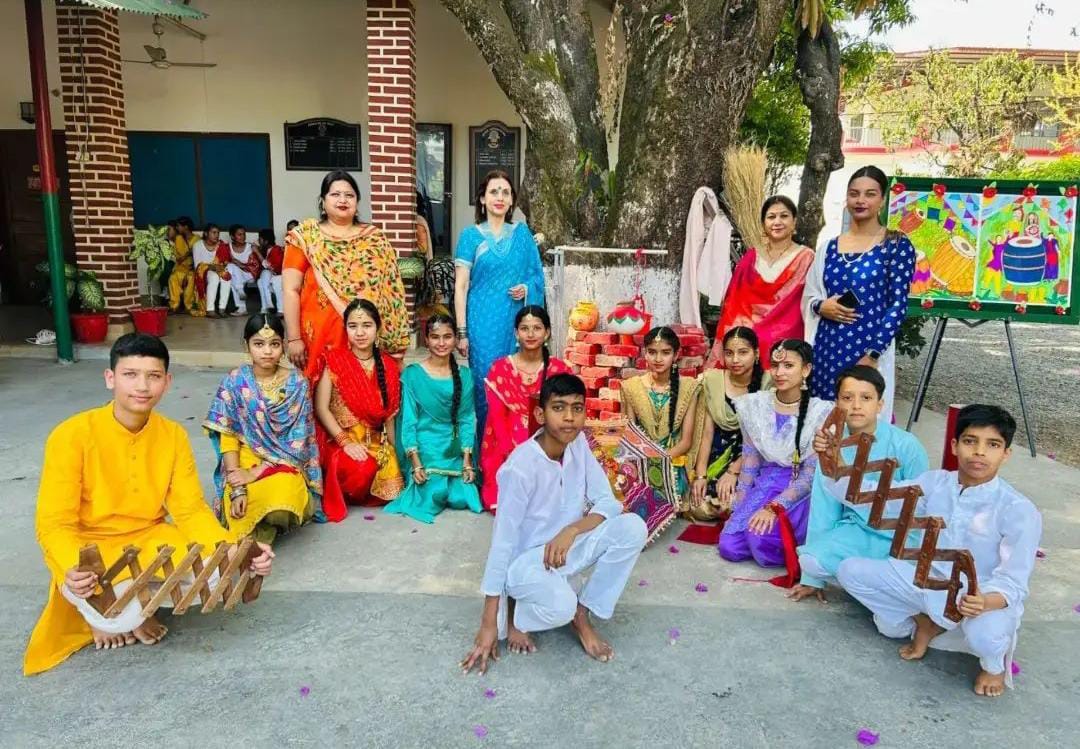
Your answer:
[0,0,64,129]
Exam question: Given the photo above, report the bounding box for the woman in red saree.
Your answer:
[479,306,571,512]
[314,299,404,522]
[706,196,814,369]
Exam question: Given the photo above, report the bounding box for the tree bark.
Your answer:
[606,1,789,266]
[793,18,844,249]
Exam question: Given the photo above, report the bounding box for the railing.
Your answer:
[842,126,1059,152]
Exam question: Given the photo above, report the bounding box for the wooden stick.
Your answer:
[174,542,225,615]
[103,546,173,618]
[78,545,116,615]
[140,544,202,619]
[202,538,253,613]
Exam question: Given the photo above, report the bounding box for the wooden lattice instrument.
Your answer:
[816,408,977,622]
[76,537,265,620]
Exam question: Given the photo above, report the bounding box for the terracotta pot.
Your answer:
[568,300,600,331]
[70,312,108,343]
[130,306,168,337]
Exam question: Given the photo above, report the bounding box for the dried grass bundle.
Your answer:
[723,145,768,249]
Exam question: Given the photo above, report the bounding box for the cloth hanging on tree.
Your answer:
[679,186,732,327]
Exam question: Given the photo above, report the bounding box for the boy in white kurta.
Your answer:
[836,404,1042,697]
[461,374,646,675]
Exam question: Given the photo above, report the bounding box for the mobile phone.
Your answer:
[837,289,860,309]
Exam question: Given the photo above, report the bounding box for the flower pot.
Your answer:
[129,306,168,337]
[70,312,108,344]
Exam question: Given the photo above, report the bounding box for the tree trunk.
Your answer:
[606,1,789,266]
[793,19,844,249]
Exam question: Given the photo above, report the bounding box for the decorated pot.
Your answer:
[607,299,650,336]
[568,300,600,331]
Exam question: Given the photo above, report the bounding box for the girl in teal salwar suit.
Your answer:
[387,314,482,523]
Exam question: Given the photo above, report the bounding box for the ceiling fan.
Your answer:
[122,19,216,70]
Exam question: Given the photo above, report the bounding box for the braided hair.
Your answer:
[721,326,765,393]
[515,305,552,393]
[344,298,389,408]
[769,338,814,476]
[425,312,463,438]
[644,326,682,437]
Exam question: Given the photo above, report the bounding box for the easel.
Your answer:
[547,245,667,352]
[906,316,1036,458]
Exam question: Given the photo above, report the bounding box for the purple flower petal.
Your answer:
[299,685,311,697]
[668,545,680,554]
[483,688,497,699]
[473,725,488,738]
[363,514,376,521]
[637,579,649,587]
[856,728,880,746]
[694,582,709,593]
[667,627,681,641]
[1035,548,1046,559]
[1048,452,1057,460]
[1011,661,1021,675]
[1073,603,1080,614]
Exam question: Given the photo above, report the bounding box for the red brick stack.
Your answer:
[562,323,709,420]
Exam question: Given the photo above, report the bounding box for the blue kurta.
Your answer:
[454,221,545,438]
[808,236,915,401]
[797,420,929,588]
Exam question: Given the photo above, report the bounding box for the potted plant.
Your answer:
[127,225,172,336]
[35,261,108,343]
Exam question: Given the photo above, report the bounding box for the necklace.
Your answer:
[774,390,801,407]
[646,372,671,392]
[762,240,795,265]
[255,368,287,397]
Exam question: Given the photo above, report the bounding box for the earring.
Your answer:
[801,380,808,391]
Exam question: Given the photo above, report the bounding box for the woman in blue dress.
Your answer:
[802,166,915,421]
[453,170,546,436]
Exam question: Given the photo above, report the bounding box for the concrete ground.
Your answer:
[1,358,1077,748]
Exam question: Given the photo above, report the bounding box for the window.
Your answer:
[127,132,273,228]
[848,114,865,143]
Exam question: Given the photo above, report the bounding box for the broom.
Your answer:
[722,145,768,255]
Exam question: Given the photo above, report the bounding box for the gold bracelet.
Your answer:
[334,431,352,447]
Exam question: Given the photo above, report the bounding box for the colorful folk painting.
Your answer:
[891,179,1078,321]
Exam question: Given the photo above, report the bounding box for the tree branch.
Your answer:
[549,0,608,167]
[794,17,844,248]
[500,0,555,55]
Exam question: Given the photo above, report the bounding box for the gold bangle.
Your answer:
[333,431,352,447]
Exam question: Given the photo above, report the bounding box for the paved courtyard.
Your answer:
[1,358,1077,748]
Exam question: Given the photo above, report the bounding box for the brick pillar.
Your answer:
[56,5,137,333]
[366,0,417,327]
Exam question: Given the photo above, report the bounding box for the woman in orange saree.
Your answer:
[314,299,405,522]
[706,196,814,369]
[283,170,410,381]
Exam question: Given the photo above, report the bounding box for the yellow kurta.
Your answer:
[218,433,311,541]
[168,234,197,311]
[24,403,233,676]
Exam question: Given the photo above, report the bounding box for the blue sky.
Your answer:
[841,0,1080,52]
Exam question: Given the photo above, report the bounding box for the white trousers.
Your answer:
[798,553,835,586]
[837,557,1019,677]
[505,513,646,633]
[259,274,283,311]
[62,570,220,634]
[205,270,233,312]
[226,266,273,313]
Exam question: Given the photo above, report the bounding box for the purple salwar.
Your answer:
[718,494,811,567]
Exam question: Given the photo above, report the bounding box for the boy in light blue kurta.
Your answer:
[788,365,928,601]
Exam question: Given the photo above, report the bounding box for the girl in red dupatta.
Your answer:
[314,299,404,522]
[479,306,571,512]
[706,196,814,369]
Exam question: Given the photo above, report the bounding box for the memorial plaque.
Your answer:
[469,120,521,204]
[284,118,363,171]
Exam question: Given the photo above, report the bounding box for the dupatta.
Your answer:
[203,365,323,520]
[323,348,402,426]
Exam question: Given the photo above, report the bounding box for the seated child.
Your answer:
[788,365,928,602]
[836,405,1042,697]
[460,374,646,675]
[25,334,274,676]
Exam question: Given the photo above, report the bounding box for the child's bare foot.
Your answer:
[973,669,1007,698]
[899,613,944,661]
[570,606,614,663]
[507,625,537,655]
[132,615,168,645]
[91,627,134,650]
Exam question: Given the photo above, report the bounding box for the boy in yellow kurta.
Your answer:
[168,216,198,313]
[24,333,275,676]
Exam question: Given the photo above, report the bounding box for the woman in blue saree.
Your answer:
[204,313,323,544]
[385,313,482,523]
[453,170,546,436]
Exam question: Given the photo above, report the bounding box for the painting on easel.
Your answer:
[891,178,1079,325]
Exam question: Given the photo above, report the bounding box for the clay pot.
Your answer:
[568,300,600,331]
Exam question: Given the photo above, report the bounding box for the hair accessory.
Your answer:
[255,321,278,341]
[771,346,791,365]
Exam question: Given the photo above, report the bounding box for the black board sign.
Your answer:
[469,120,521,204]
[284,118,363,171]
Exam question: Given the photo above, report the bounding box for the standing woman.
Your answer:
[283,170,410,380]
[454,170,546,435]
[314,299,405,522]
[204,314,322,543]
[706,196,815,368]
[479,306,571,512]
[688,326,771,521]
[385,313,482,524]
[803,166,915,420]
